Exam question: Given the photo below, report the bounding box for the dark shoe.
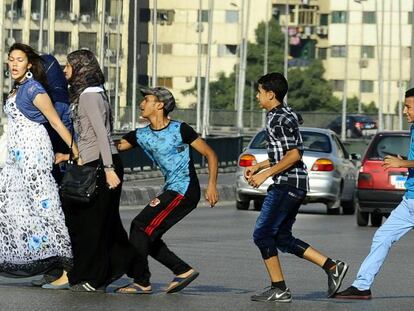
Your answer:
[326,260,349,298]
[70,282,100,292]
[251,287,292,303]
[42,282,70,290]
[166,270,199,294]
[335,286,372,299]
[31,274,59,287]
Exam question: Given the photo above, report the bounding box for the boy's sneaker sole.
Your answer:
[335,294,371,300]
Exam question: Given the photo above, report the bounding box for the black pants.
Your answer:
[128,184,200,286]
[63,155,134,288]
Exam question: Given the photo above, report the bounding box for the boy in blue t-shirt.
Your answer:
[116,86,218,294]
[335,87,414,299]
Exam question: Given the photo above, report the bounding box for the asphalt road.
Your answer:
[1,201,414,311]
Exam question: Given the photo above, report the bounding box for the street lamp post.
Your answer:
[202,0,214,138]
[196,0,203,134]
[114,0,122,130]
[38,0,45,52]
[99,0,106,69]
[341,0,350,141]
[152,0,158,87]
[132,0,138,129]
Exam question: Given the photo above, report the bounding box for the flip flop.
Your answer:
[115,283,152,295]
[166,271,199,294]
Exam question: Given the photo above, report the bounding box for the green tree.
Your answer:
[184,18,376,113]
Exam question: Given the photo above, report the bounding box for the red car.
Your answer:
[357,131,410,227]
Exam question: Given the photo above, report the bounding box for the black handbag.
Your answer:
[60,162,100,203]
[59,133,100,204]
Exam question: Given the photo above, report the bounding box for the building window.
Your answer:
[403,47,411,58]
[360,80,374,93]
[362,11,376,24]
[197,10,209,22]
[317,48,327,60]
[156,43,173,54]
[201,44,208,54]
[153,9,175,25]
[331,80,344,92]
[29,30,48,49]
[217,44,238,57]
[55,0,71,20]
[31,0,48,15]
[55,31,71,55]
[80,0,97,20]
[79,32,97,54]
[331,11,347,24]
[5,1,23,19]
[361,46,375,58]
[409,12,413,24]
[298,5,317,25]
[331,45,346,57]
[225,10,238,23]
[157,77,173,88]
[319,14,329,26]
[4,29,22,47]
[140,9,151,22]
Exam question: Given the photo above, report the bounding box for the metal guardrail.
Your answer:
[114,135,243,170]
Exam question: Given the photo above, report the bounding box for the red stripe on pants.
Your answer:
[144,194,184,236]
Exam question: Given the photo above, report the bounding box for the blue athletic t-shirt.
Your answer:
[123,120,199,195]
[404,124,414,199]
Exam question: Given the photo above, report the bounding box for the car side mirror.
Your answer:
[350,153,361,161]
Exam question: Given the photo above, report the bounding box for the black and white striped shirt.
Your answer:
[265,105,309,191]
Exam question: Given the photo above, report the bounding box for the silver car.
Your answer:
[236,127,359,214]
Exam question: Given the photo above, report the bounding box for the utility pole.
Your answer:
[99,0,106,68]
[114,0,122,130]
[38,0,45,52]
[262,0,270,128]
[386,0,393,130]
[196,0,203,134]
[341,0,350,141]
[202,0,214,138]
[132,0,138,129]
[284,1,289,81]
[398,0,403,130]
[152,0,158,87]
[410,1,414,87]
[237,0,250,136]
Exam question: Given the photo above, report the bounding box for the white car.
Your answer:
[236,127,359,214]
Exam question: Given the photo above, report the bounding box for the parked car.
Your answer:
[356,131,410,227]
[327,114,377,138]
[236,127,359,214]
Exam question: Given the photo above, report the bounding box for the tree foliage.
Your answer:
[184,18,377,113]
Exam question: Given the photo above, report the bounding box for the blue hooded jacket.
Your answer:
[41,54,72,131]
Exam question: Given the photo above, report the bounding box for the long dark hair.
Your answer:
[67,49,113,131]
[66,49,105,104]
[8,43,48,89]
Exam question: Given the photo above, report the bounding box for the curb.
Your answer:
[123,166,237,181]
[120,184,236,206]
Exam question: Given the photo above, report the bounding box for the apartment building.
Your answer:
[1,0,130,109]
[275,0,414,116]
[139,0,270,108]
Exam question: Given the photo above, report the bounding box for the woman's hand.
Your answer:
[55,153,69,164]
[105,170,121,189]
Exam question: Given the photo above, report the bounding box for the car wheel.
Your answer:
[342,197,356,215]
[357,210,369,226]
[254,199,263,211]
[327,206,340,215]
[371,213,382,227]
[236,200,249,210]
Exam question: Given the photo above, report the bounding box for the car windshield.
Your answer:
[352,115,374,123]
[302,131,331,153]
[249,130,331,153]
[366,135,410,159]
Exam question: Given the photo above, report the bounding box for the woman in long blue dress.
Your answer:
[0,43,75,279]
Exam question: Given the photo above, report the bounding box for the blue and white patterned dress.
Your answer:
[0,94,72,277]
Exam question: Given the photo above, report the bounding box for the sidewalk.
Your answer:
[120,167,237,206]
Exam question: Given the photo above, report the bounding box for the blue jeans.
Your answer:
[253,184,309,259]
[352,197,414,290]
